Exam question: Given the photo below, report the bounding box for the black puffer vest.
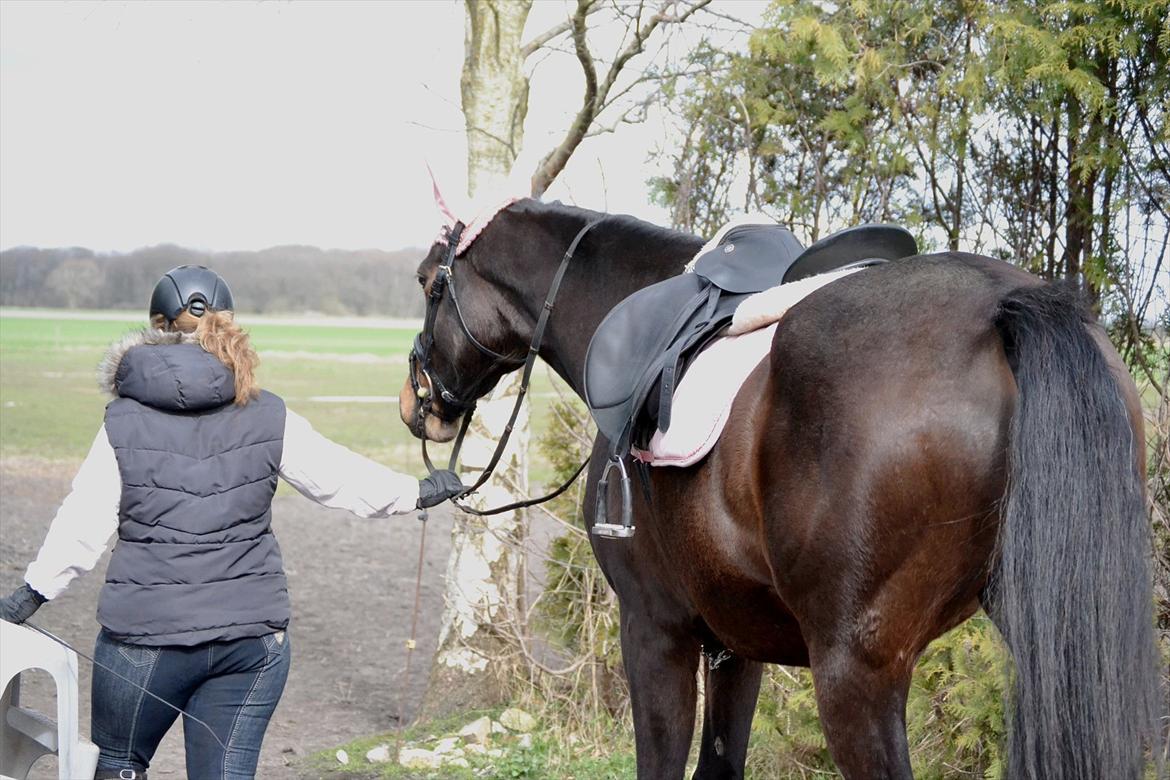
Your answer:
[96,330,289,646]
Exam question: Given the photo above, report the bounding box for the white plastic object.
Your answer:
[0,620,100,780]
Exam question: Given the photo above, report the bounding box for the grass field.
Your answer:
[0,309,563,481]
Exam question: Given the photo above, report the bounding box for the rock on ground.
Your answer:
[365,744,392,763]
[458,714,494,744]
[398,747,442,769]
[499,707,538,732]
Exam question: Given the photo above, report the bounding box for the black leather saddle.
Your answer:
[584,222,918,462]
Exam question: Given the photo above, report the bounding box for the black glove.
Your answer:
[0,583,47,624]
[417,469,467,509]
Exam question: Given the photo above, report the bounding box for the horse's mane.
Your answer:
[508,198,703,255]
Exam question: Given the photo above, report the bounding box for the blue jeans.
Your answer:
[91,628,291,780]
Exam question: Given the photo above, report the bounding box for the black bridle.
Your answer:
[407,219,600,516]
[409,222,524,420]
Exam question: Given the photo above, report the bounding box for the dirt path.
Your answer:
[0,457,454,778]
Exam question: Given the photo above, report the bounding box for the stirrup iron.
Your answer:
[593,456,635,539]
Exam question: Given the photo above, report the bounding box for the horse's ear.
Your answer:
[427,162,458,228]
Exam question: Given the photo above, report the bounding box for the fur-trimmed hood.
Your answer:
[99,329,236,411]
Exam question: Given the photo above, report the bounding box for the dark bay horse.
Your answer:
[398,199,1161,779]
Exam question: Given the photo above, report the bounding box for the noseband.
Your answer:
[408,219,600,515]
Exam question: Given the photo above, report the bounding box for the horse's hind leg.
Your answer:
[620,607,701,779]
[692,653,763,780]
[809,646,913,779]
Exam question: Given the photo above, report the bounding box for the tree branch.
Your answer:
[585,96,653,137]
[596,0,711,106]
[596,64,721,115]
[529,0,712,196]
[691,4,756,32]
[520,0,603,59]
[530,0,599,196]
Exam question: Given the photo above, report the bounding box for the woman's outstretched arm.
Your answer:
[1,427,121,622]
[278,408,423,517]
[24,426,121,599]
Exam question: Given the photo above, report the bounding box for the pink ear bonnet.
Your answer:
[428,164,520,256]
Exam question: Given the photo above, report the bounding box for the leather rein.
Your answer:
[408,219,600,517]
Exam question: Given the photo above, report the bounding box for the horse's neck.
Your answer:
[534,216,701,396]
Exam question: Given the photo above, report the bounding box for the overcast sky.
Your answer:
[0,1,758,253]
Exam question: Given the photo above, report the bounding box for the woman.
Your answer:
[0,265,465,780]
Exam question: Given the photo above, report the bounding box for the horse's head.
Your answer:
[399,218,531,442]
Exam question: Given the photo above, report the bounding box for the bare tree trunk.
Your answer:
[462,0,533,196]
[419,381,531,718]
[419,0,534,721]
[418,0,711,722]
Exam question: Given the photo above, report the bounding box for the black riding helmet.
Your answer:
[149,265,234,322]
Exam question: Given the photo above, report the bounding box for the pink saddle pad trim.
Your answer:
[631,323,778,467]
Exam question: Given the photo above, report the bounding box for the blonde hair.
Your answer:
[151,309,260,405]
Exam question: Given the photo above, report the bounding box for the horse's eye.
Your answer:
[417,274,427,288]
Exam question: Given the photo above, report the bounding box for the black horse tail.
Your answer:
[988,282,1161,779]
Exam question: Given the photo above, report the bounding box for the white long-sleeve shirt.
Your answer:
[23,409,420,600]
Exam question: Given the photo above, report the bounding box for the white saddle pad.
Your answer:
[729,264,866,335]
[631,323,776,467]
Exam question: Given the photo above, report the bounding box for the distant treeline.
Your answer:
[0,244,428,317]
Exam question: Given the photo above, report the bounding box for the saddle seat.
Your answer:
[584,222,918,463]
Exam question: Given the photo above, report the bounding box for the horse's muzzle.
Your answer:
[398,378,461,442]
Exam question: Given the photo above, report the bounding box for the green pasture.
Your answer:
[0,310,562,482]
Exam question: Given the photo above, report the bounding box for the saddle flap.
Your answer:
[692,224,805,293]
[783,224,917,283]
[585,281,748,451]
[584,273,705,416]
